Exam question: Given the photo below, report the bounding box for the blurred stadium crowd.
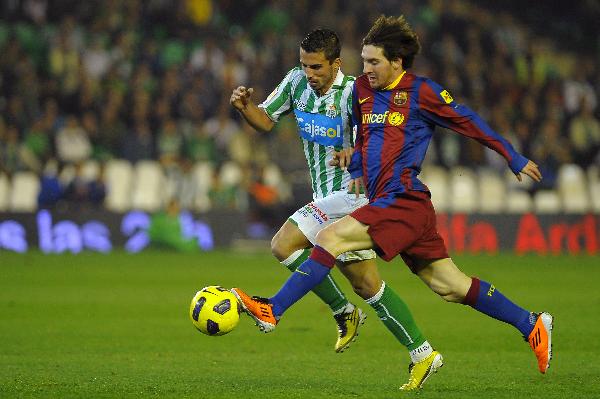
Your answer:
[0,0,599,219]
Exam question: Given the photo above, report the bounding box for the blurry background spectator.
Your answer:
[55,115,91,165]
[568,99,600,167]
[0,0,598,217]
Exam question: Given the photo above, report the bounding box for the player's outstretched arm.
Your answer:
[516,160,543,182]
[230,86,275,132]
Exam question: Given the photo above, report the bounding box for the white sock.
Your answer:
[409,340,433,363]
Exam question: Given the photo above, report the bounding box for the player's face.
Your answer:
[300,49,340,95]
[361,45,402,90]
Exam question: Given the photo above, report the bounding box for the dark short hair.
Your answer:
[362,15,420,68]
[300,28,341,63]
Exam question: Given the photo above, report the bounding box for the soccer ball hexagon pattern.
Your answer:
[189,286,241,336]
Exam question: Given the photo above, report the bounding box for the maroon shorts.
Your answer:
[350,191,448,269]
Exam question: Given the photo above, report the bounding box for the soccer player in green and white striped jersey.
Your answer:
[231,30,369,352]
[231,29,428,359]
[261,62,354,199]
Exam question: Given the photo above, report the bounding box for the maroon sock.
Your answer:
[309,245,336,268]
[462,277,480,306]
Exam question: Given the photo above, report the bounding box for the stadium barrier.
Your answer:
[0,210,598,255]
[0,209,242,254]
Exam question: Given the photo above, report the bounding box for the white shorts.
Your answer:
[289,191,377,263]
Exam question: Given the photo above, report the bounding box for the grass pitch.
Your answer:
[1,251,599,398]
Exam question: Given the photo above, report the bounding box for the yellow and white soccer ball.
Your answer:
[189,286,240,336]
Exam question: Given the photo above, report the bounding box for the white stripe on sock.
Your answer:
[326,274,345,302]
[365,281,386,305]
[378,303,414,345]
[281,249,307,267]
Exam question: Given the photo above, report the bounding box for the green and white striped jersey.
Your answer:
[260,67,355,199]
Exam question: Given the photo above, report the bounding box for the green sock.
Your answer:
[367,281,426,351]
[281,248,348,313]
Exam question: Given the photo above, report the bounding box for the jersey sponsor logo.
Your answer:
[358,96,371,104]
[309,203,328,221]
[388,112,404,126]
[299,202,329,224]
[361,110,405,126]
[326,103,338,118]
[294,109,343,146]
[394,91,408,105]
[440,89,453,104]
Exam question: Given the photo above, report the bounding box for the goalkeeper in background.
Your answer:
[230,29,433,360]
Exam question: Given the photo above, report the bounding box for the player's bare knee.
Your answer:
[270,246,286,262]
[352,281,379,300]
[270,236,288,262]
[343,269,380,299]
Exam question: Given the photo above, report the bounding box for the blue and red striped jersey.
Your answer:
[348,72,528,201]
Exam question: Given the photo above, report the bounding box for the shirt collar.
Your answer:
[383,70,406,90]
[326,69,345,93]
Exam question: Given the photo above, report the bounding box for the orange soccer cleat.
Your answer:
[527,312,554,373]
[231,288,278,333]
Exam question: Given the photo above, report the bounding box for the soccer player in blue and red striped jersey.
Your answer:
[233,15,553,391]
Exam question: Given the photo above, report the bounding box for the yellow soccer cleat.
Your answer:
[399,350,443,391]
[231,288,278,333]
[528,312,553,374]
[334,306,366,353]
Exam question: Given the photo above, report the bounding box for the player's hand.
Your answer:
[329,148,354,169]
[347,177,364,198]
[516,160,542,182]
[230,86,254,111]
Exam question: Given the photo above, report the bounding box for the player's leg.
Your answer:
[337,257,381,299]
[414,257,536,333]
[232,215,370,332]
[337,256,442,390]
[271,219,349,314]
[414,257,553,373]
[321,214,443,386]
[339,260,430,353]
[271,219,366,351]
[335,193,450,390]
[316,198,442,390]
[233,194,369,336]
[265,215,370,317]
[233,204,444,389]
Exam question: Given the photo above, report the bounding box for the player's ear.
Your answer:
[332,57,341,71]
[391,58,403,71]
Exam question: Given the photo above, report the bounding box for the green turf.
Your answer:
[1,251,599,398]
